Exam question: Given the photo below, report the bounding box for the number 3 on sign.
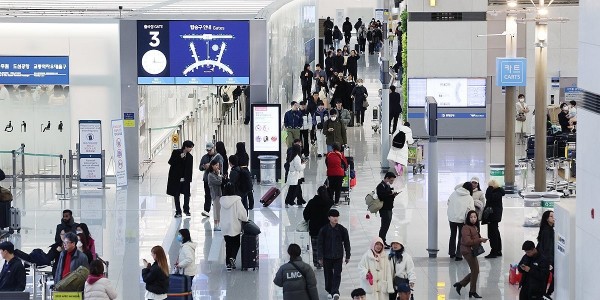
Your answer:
[149,31,160,47]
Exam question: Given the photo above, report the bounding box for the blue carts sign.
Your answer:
[496,57,526,87]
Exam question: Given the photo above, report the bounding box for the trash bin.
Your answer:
[522,192,543,227]
[257,155,278,185]
[541,192,561,213]
[489,164,505,186]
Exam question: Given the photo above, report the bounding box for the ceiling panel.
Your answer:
[489,0,579,5]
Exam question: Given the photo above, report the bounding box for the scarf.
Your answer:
[86,274,104,284]
[389,248,404,264]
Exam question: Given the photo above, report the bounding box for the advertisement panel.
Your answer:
[111,119,128,187]
[252,106,280,152]
[409,78,486,107]
[79,120,102,187]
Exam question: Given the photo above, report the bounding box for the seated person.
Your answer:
[55,209,79,245]
[54,232,90,284]
[0,241,26,291]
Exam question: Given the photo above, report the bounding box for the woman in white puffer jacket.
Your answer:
[175,228,197,278]
[84,260,117,300]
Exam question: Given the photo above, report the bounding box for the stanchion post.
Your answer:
[148,128,153,160]
[68,149,73,189]
[76,143,81,181]
[11,150,16,189]
[20,143,25,181]
[57,155,65,196]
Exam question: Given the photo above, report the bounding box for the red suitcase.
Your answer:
[260,187,280,207]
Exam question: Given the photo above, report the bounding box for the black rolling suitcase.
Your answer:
[241,234,259,271]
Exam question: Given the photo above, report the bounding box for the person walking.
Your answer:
[284,101,303,147]
[483,180,504,258]
[453,210,487,299]
[388,239,416,300]
[518,241,550,300]
[303,185,334,269]
[342,17,353,45]
[314,100,330,157]
[84,260,117,300]
[334,101,352,128]
[351,79,368,126]
[234,142,254,210]
[323,16,334,31]
[175,229,197,279]
[376,172,399,248]
[313,64,327,92]
[273,243,320,300]
[388,86,402,133]
[516,94,530,144]
[207,160,223,231]
[358,237,394,300]
[166,140,194,218]
[387,122,413,177]
[326,143,348,208]
[324,110,347,153]
[300,64,314,100]
[333,26,343,50]
[142,246,169,300]
[536,211,555,299]
[325,27,334,50]
[357,25,367,54]
[346,50,360,83]
[285,144,307,208]
[220,183,249,271]
[317,209,351,300]
[447,182,475,261]
[199,142,224,218]
[299,101,313,157]
[354,18,363,35]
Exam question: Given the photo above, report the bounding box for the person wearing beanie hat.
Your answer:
[0,241,26,291]
[518,240,550,299]
[323,108,347,153]
[357,237,394,300]
[318,209,351,300]
[387,239,416,300]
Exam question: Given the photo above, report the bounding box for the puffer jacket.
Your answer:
[460,224,482,255]
[177,241,198,276]
[325,151,347,177]
[484,186,505,223]
[84,277,117,300]
[357,238,395,298]
[351,85,368,111]
[273,257,319,300]
[446,187,475,223]
[219,195,249,237]
[286,156,305,186]
[54,249,90,282]
[303,194,334,237]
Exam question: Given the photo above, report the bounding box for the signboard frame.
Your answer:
[111,119,128,187]
[496,57,527,87]
[250,103,282,182]
[0,56,70,85]
[79,120,103,188]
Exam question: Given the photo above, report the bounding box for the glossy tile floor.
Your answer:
[0,46,573,300]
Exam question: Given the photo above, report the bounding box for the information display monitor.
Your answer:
[409,78,486,107]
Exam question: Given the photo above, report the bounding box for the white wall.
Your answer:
[407,0,487,12]
[0,22,121,174]
[576,1,600,299]
[318,0,379,26]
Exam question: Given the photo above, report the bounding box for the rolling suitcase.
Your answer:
[10,207,21,231]
[354,43,360,52]
[241,234,259,271]
[260,187,280,207]
[166,274,193,300]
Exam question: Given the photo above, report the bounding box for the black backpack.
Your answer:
[392,131,406,149]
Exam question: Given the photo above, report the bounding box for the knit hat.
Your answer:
[470,177,479,183]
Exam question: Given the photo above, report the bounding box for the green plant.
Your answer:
[401,9,408,121]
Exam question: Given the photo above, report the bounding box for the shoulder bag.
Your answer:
[392,256,410,292]
[481,207,493,225]
[289,261,312,300]
[472,244,485,257]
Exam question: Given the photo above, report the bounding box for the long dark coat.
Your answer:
[166,149,194,196]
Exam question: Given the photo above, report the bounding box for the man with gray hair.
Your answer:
[54,232,89,284]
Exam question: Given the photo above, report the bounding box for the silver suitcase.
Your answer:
[10,207,21,232]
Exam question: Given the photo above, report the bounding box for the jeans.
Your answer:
[203,181,212,213]
[285,184,304,205]
[310,236,321,267]
[449,222,464,258]
[487,221,502,254]
[458,252,480,293]
[327,176,343,204]
[224,234,241,266]
[326,144,333,153]
[379,209,393,244]
[323,258,343,295]
[300,129,310,156]
[301,85,311,100]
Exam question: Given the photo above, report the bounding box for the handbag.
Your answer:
[516,113,526,122]
[363,99,370,108]
[242,220,261,235]
[481,207,493,225]
[471,244,485,257]
[295,219,309,232]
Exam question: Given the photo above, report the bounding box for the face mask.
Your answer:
[76,241,83,248]
[519,98,525,102]
[176,235,183,242]
[331,116,337,121]
[76,230,83,234]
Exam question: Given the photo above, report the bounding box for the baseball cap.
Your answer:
[328,209,340,217]
[0,241,14,252]
[206,142,214,150]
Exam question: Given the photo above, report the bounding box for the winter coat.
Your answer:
[537,226,555,265]
[166,149,193,197]
[54,249,90,282]
[460,224,482,255]
[207,172,223,200]
[300,70,313,88]
[0,257,26,291]
[219,195,249,237]
[335,108,352,127]
[313,107,329,128]
[229,166,252,196]
[472,189,485,218]
[333,28,343,40]
[347,55,360,72]
[484,187,504,223]
[333,55,344,73]
[286,156,305,185]
[354,20,363,31]
[446,187,475,223]
[177,241,198,276]
[303,194,334,237]
[284,109,303,128]
[387,125,414,167]
[235,143,250,167]
[389,91,402,116]
[325,151,348,177]
[300,110,313,130]
[142,262,169,295]
[342,21,353,34]
[83,277,117,300]
[55,219,79,245]
[323,19,334,30]
[376,180,395,211]
[317,223,351,260]
[273,257,319,300]
[199,153,223,181]
[324,119,347,146]
[358,238,395,299]
[518,253,550,297]
[389,251,416,285]
[351,85,368,111]
[324,28,333,44]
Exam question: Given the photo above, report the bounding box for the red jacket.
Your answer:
[326,151,348,177]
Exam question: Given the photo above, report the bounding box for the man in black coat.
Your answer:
[323,17,334,30]
[300,64,314,100]
[333,50,344,73]
[342,17,353,45]
[346,50,360,82]
[389,85,402,133]
[354,18,363,34]
[376,172,399,248]
[54,210,79,245]
[0,242,26,291]
[166,140,195,218]
[518,241,550,300]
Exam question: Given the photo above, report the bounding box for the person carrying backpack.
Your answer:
[387,122,414,177]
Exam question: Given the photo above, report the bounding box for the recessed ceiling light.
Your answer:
[507,0,518,8]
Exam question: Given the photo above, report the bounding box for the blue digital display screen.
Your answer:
[137,20,249,85]
[0,56,69,85]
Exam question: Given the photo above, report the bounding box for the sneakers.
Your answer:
[317,154,323,158]
[174,213,182,218]
[484,254,498,259]
[184,212,191,217]
[327,295,333,300]
[229,258,236,270]
[201,211,210,218]
[285,204,290,208]
[333,294,340,300]
[214,225,221,231]
[455,257,463,261]
[226,264,232,272]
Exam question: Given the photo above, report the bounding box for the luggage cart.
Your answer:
[407,140,425,174]
[340,155,354,205]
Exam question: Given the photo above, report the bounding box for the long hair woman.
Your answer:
[537,210,555,298]
[284,144,306,207]
[142,246,169,300]
[215,141,228,176]
[454,210,487,298]
[76,223,96,260]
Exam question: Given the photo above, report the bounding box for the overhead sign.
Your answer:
[0,56,69,85]
[252,105,281,152]
[79,120,103,187]
[137,20,250,85]
[496,57,527,87]
[111,120,128,187]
